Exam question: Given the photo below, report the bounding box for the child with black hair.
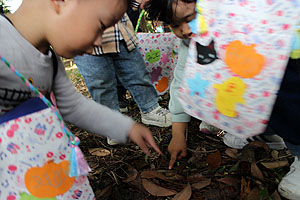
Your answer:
[145,0,220,170]
[0,0,162,160]
[145,0,300,199]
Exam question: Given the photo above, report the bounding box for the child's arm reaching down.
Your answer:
[52,59,162,155]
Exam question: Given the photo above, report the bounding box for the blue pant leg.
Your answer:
[266,58,300,149]
[113,41,159,113]
[73,54,119,111]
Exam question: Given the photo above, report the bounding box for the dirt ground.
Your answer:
[67,67,293,200]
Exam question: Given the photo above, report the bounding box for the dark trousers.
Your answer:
[266,58,300,154]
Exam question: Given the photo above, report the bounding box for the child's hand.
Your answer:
[128,123,162,155]
[168,136,187,169]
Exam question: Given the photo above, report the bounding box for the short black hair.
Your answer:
[145,0,196,24]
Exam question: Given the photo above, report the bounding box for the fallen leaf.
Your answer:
[246,187,260,200]
[218,177,240,187]
[251,162,264,180]
[240,177,251,200]
[206,151,222,170]
[246,141,269,152]
[271,190,281,200]
[261,160,289,169]
[141,170,168,181]
[88,148,110,157]
[187,174,206,183]
[225,148,238,159]
[94,185,112,199]
[123,168,138,183]
[191,179,211,190]
[142,179,177,197]
[271,150,279,160]
[172,183,192,200]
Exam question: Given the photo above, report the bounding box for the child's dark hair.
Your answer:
[145,0,196,24]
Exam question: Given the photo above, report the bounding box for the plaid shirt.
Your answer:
[92,0,142,55]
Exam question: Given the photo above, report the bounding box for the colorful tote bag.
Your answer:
[178,0,300,138]
[137,32,181,95]
[0,56,95,200]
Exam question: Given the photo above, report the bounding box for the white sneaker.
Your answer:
[107,137,120,145]
[199,121,221,134]
[141,106,172,127]
[223,133,286,150]
[278,156,300,200]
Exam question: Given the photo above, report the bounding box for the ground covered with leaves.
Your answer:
[67,67,293,200]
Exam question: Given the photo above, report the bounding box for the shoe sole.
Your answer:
[223,140,286,150]
[141,118,172,128]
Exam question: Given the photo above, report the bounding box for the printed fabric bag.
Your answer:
[135,10,181,95]
[179,0,300,138]
[137,32,180,95]
[0,56,95,200]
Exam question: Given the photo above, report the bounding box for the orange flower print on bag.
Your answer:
[225,40,265,78]
[24,160,75,198]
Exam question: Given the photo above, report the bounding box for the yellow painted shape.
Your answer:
[214,77,246,117]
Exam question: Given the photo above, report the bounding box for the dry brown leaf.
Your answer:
[206,151,222,170]
[225,148,238,159]
[218,177,240,187]
[123,168,138,183]
[271,190,281,200]
[261,160,288,169]
[141,170,169,181]
[271,150,279,160]
[246,187,260,200]
[142,179,177,197]
[251,162,264,180]
[187,174,206,183]
[88,148,110,157]
[240,177,251,200]
[191,179,211,190]
[172,183,192,200]
[94,185,112,199]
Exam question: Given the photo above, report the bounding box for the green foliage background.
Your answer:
[0,0,11,13]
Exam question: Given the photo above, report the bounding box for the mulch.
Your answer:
[67,67,292,200]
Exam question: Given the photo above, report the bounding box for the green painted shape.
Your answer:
[19,192,57,200]
[145,49,161,64]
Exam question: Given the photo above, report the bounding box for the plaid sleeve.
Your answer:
[131,0,143,11]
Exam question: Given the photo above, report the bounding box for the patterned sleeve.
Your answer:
[131,0,143,11]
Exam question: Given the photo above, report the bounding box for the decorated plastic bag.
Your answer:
[179,0,300,138]
[137,32,180,94]
[0,56,95,200]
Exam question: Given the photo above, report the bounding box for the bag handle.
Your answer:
[0,54,90,177]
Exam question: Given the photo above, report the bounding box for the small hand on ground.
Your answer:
[129,123,162,155]
[168,136,187,169]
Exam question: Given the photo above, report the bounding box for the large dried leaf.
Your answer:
[187,174,206,183]
[123,168,138,183]
[261,160,288,169]
[271,190,281,200]
[206,151,222,170]
[88,148,111,157]
[172,183,192,200]
[191,179,211,190]
[218,177,240,187]
[240,177,251,200]
[225,148,238,159]
[251,162,264,180]
[142,179,177,197]
[271,150,279,160]
[245,187,260,200]
[141,170,168,181]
